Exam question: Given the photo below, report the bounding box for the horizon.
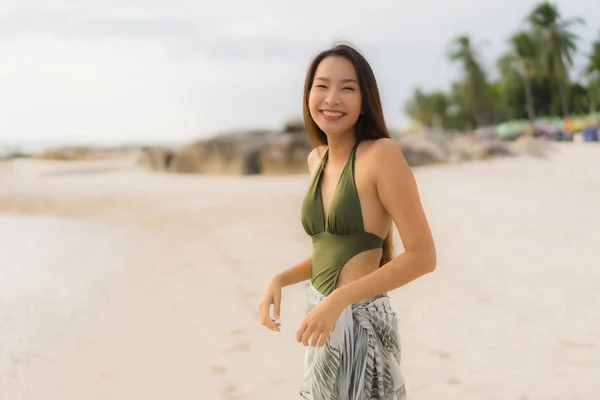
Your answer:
[1,0,599,146]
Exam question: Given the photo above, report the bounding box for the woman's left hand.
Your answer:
[296,296,345,347]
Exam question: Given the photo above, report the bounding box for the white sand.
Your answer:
[1,143,599,399]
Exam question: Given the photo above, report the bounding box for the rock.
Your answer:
[448,136,514,163]
[0,149,28,160]
[137,146,178,171]
[258,132,312,174]
[138,130,298,175]
[138,121,315,175]
[397,133,449,166]
[512,135,552,157]
[395,131,516,166]
[33,147,102,160]
[169,130,276,175]
[475,126,500,140]
[138,120,531,175]
[32,146,134,161]
[283,117,306,134]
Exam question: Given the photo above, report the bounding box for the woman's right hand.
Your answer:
[258,276,282,332]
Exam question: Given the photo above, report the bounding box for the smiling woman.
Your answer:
[258,42,436,400]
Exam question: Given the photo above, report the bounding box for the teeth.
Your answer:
[323,110,344,117]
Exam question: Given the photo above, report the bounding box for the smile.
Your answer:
[320,110,346,118]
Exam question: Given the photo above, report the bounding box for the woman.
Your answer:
[258,43,436,400]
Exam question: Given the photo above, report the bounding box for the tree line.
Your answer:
[404,1,600,131]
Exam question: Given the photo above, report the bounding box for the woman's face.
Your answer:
[308,56,362,139]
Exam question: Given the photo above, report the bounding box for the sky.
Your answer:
[1,0,599,146]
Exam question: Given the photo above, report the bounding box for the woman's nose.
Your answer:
[324,90,341,105]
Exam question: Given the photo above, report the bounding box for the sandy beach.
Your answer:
[1,143,599,399]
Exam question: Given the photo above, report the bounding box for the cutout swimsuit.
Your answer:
[300,140,384,296]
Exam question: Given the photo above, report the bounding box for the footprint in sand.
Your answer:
[447,377,461,385]
[209,364,228,375]
[230,328,244,337]
[220,384,238,400]
[219,328,252,353]
[431,350,451,359]
[223,341,252,353]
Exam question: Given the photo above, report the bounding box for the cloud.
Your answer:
[0,35,306,144]
[1,0,598,145]
[0,1,495,58]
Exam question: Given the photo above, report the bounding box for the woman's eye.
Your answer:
[343,87,355,91]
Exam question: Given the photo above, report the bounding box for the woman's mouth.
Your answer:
[320,110,346,120]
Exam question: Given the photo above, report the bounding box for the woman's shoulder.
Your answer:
[307,145,328,175]
[358,138,410,179]
[359,138,403,160]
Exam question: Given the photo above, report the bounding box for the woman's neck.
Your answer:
[326,133,357,167]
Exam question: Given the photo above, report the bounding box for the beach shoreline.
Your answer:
[1,142,599,399]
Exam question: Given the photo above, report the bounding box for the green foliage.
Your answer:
[405,1,598,130]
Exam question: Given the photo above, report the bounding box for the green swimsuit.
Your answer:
[301,140,384,295]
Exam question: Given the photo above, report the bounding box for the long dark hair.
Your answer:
[302,42,395,266]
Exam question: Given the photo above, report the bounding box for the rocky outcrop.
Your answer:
[6,120,543,175]
[283,117,306,134]
[397,131,516,165]
[512,135,553,157]
[168,130,275,175]
[258,132,312,175]
[137,121,538,175]
[32,147,110,161]
[0,149,28,160]
[138,120,313,175]
[137,146,179,171]
[397,132,448,166]
[448,136,515,163]
[26,146,140,161]
[162,129,308,175]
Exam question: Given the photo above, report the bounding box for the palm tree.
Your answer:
[404,89,453,129]
[585,35,600,114]
[447,35,490,127]
[527,1,584,118]
[585,37,600,76]
[509,31,540,132]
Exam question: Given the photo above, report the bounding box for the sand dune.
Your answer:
[1,143,599,399]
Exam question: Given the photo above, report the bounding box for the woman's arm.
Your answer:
[273,254,312,287]
[329,138,436,308]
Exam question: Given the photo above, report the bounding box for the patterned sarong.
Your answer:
[300,282,406,400]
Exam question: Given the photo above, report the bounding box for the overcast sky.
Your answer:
[1,0,598,145]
